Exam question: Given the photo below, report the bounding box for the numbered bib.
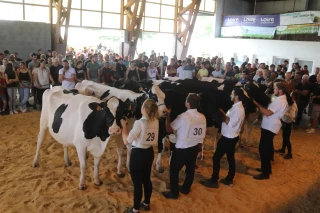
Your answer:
[188,124,206,139]
[141,128,159,146]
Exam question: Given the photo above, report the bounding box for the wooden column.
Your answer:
[174,0,201,60]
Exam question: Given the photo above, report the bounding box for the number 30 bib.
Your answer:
[188,124,206,139]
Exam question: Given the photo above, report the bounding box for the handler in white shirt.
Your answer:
[253,82,288,180]
[58,59,76,89]
[162,93,206,199]
[201,88,245,188]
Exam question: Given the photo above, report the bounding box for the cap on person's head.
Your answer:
[31,53,37,57]
[4,50,10,54]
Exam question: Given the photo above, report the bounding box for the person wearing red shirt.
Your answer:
[166,58,179,77]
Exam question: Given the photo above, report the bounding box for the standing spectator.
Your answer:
[241,57,249,68]
[123,55,130,67]
[75,61,87,83]
[275,92,298,159]
[34,59,54,109]
[101,62,112,85]
[211,64,226,79]
[25,53,33,67]
[36,49,42,59]
[4,63,19,114]
[46,50,52,60]
[309,67,320,84]
[52,51,57,60]
[163,52,168,63]
[234,66,241,80]
[253,82,288,180]
[0,53,4,65]
[295,75,312,128]
[147,61,160,80]
[17,62,32,113]
[230,58,236,68]
[86,54,101,83]
[306,73,320,134]
[254,58,259,68]
[158,56,167,77]
[167,58,179,77]
[257,69,266,85]
[282,60,289,68]
[46,57,53,69]
[284,72,295,94]
[205,61,214,76]
[177,59,195,79]
[138,63,148,81]
[0,58,8,74]
[117,58,127,79]
[301,65,309,76]
[59,60,76,89]
[50,59,63,86]
[28,53,39,71]
[0,72,7,113]
[14,52,23,62]
[4,50,10,59]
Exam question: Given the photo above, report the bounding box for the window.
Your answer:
[62,0,81,9]
[82,11,101,27]
[161,5,174,19]
[235,54,248,67]
[25,5,49,23]
[273,57,289,67]
[161,0,175,5]
[146,0,160,3]
[103,0,120,13]
[24,0,49,5]
[102,13,120,29]
[145,3,160,17]
[205,0,215,12]
[160,19,173,33]
[296,59,313,74]
[144,17,159,32]
[70,9,81,26]
[200,0,205,11]
[82,0,101,11]
[0,3,23,21]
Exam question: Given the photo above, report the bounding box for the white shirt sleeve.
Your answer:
[127,120,142,144]
[170,114,183,131]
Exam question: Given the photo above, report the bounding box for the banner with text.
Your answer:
[276,24,320,35]
[223,15,280,27]
[221,26,276,38]
[280,11,320,26]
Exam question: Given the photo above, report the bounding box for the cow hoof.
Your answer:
[65,161,72,167]
[156,168,164,173]
[94,181,103,186]
[117,173,125,178]
[78,185,87,190]
[32,162,39,168]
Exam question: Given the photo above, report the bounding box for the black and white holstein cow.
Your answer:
[32,86,129,190]
[75,80,169,172]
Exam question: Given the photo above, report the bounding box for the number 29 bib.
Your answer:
[141,127,159,146]
[188,124,206,139]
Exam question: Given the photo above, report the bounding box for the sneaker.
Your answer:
[13,110,19,114]
[307,128,315,134]
[18,106,22,111]
[10,111,13,115]
[253,173,269,180]
[220,178,233,187]
[283,153,292,159]
[161,191,178,199]
[21,108,27,113]
[140,203,150,211]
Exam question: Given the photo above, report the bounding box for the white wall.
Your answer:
[255,0,308,14]
[210,38,320,72]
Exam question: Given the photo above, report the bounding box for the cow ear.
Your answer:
[88,102,103,111]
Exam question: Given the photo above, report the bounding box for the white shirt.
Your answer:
[127,117,159,149]
[59,67,76,89]
[221,101,245,139]
[35,67,50,88]
[261,95,288,134]
[0,65,5,74]
[170,109,206,149]
[147,67,158,80]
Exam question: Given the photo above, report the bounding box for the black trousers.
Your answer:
[259,129,275,176]
[211,136,239,182]
[281,121,293,154]
[296,102,307,126]
[37,88,47,107]
[170,144,198,197]
[129,147,154,210]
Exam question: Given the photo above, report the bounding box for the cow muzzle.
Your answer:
[108,126,121,135]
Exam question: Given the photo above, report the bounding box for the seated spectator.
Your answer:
[148,61,161,80]
[177,58,195,79]
[238,70,249,84]
[177,60,182,67]
[117,58,127,78]
[234,66,241,80]
[167,58,179,77]
[284,72,295,94]
[194,61,201,75]
[50,59,63,86]
[110,64,123,82]
[301,65,309,76]
[46,57,53,69]
[196,62,208,80]
[138,63,148,80]
[205,61,214,76]
[126,61,140,81]
[224,62,235,80]
[257,70,266,85]
[211,64,225,79]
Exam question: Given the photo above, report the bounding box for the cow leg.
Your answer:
[63,146,72,167]
[93,157,103,186]
[239,120,245,148]
[76,146,87,190]
[155,137,166,173]
[32,126,47,167]
[116,138,125,178]
[246,112,259,146]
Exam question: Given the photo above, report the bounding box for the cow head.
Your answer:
[83,97,123,141]
[244,81,271,108]
[149,85,169,117]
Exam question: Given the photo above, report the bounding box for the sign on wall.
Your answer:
[223,15,280,27]
[276,24,320,35]
[221,26,276,39]
[280,11,320,26]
